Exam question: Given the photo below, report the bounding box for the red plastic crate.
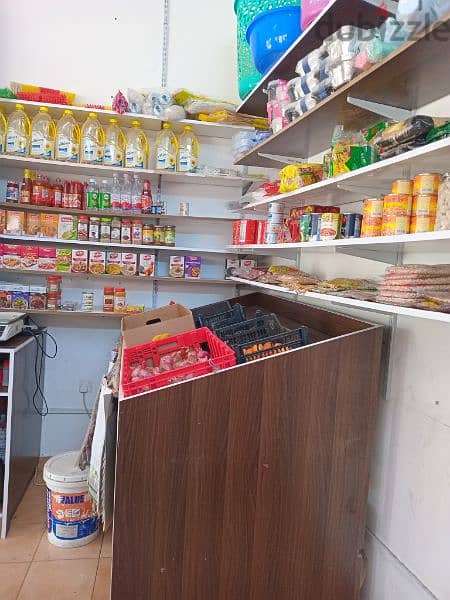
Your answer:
[122,327,236,396]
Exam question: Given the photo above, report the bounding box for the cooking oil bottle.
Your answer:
[30,107,56,159]
[104,118,126,167]
[155,122,178,171]
[0,109,6,153]
[80,112,105,164]
[177,124,199,172]
[125,120,149,168]
[6,103,30,156]
[55,109,80,162]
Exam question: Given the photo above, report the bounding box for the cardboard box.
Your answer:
[21,245,39,270]
[58,214,78,240]
[185,256,201,279]
[121,252,137,277]
[56,248,72,272]
[139,254,155,277]
[71,249,88,273]
[106,252,121,275]
[3,244,22,269]
[121,303,194,348]
[38,247,57,271]
[25,212,41,236]
[169,256,185,278]
[40,213,59,238]
[6,210,25,235]
[89,250,106,275]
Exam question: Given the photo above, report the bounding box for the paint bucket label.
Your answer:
[47,488,98,541]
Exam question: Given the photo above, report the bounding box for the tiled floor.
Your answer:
[0,461,112,600]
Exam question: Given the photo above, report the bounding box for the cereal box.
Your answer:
[38,247,57,271]
[21,246,39,270]
[169,256,185,278]
[139,254,155,277]
[3,244,22,269]
[40,213,59,238]
[225,258,240,279]
[25,212,41,236]
[58,214,78,240]
[185,256,201,279]
[6,210,25,235]
[89,251,106,275]
[106,252,122,275]
[121,252,138,277]
[71,249,88,274]
[56,249,72,272]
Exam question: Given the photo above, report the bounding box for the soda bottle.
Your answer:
[111,173,121,211]
[131,174,142,212]
[141,179,152,213]
[86,178,99,209]
[120,174,131,211]
[99,179,111,210]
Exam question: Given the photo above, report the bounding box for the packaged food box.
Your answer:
[121,252,138,276]
[121,303,194,348]
[29,286,47,310]
[0,209,6,233]
[106,252,122,275]
[21,245,39,270]
[89,250,106,275]
[11,287,30,310]
[3,244,22,269]
[320,213,342,240]
[38,247,57,271]
[6,210,25,235]
[139,254,156,277]
[225,258,240,278]
[40,213,59,238]
[0,244,3,268]
[185,256,201,279]
[25,212,41,236]
[240,259,256,268]
[71,249,88,274]
[58,214,78,240]
[169,256,185,278]
[0,285,12,309]
[56,248,72,272]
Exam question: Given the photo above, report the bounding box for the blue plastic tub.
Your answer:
[246,6,301,74]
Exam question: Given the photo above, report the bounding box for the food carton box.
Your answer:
[56,248,72,272]
[25,212,41,236]
[21,245,39,270]
[0,209,6,233]
[11,286,30,310]
[58,214,78,240]
[0,285,11,309]
[240,259,256,268]
[3,244,22,269]
[185,256,201,279]
[225,258,240,279]
[89,250,106,275]
[38,247,57,271]
[6,210,25,235]
[121,252,137,277]
[29,286,47,310]
[40,213,58,238]
[121,303,195,348]
[139,254,156,277]
[169,256,184,278]
[106,252,121,275]
[71,249,88,274]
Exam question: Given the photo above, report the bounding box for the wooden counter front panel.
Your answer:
[112,327,382,600]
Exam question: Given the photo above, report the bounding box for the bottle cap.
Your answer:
[131,120,141,127]
[39,106,49,112]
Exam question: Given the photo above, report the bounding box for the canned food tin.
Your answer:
[363,198,384,218]
[353,214,362,238]
[267,212,284,225]
[409,215,435,233]
[300,214,311,242]
[267,202,285,214]
[412,194,438,216]
[341,213,356,238]
[383,194,412,216]
[319,213,341,241]
[413,173,440,195]
[392,179,413,195]
[361,219,382,237]
[310,213,321,241]
[381,214,410,236]
[265,232,279,244]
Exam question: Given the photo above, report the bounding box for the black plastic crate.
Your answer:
[192,300,232,328]
[198,304,246,331]
[215,312,285,346]
[235,327,309,364]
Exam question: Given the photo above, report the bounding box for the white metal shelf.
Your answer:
[0,97,253,140]
[0,154,257,188]
[230,277,450,323]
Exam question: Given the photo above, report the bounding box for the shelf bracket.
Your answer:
[257,153,306,165]
[360,0,397,14]
[347,96,413,121]
[335,245,401,264]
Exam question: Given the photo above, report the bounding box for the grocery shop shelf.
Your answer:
[0,386,8,396]
[239,138,450,211]
[0,233,236,255]
[229,277,450,322]
[0,307,123,318]
[0,97,253,139]
[235,13,450,166]
[0,202,235,224]
[0,154,258,188]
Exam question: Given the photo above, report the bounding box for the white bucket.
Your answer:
[44,451,99,548]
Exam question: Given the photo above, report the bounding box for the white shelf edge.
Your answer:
[229,277,450,323]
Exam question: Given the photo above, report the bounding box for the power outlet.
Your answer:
[79,381,92,394]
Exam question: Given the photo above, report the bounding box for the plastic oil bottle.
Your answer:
[125,120,149,168]
[104,118,125,167]
[155,122,178,171]
[55,109,80,162]
[81,112,105,164]
[0,109,6,154]
[6,103,30,156]
[30,107,56,159]
[177,125,200,172]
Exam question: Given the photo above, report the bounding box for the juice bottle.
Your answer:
[177,125,200,172]
[81,112,105,164]
[0,109,6,153]
[55,109,80,162]
[6,103,30,156]
[125,120,149,168]
[104,118,125,167]
[120,174,132,210]
[30,107,56,159]
[131,174,142,212]
[155,122,178,171]
[141,179,152,213]
[111,173,121,211]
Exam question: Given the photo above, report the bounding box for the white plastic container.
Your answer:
[44,451,99,548]
[30,107,56,159]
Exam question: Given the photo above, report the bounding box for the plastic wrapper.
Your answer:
[426,121,450,143]
[198,111,268,129]
[330,60,354,89]
[295,45,328,76]
[372,116,436,151]
[173,89,236,114]
[330,125,379,176]
[279,163,323,193]
[311,78,333,101]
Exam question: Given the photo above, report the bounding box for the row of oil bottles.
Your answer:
[0,104,200,172]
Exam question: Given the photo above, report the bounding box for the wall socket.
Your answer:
[79,381,92,394]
